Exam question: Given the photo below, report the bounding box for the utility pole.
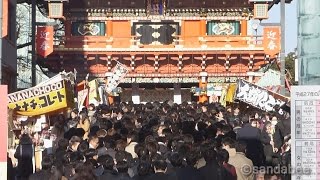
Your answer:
[280,0,286,95]
[31,0,36,86]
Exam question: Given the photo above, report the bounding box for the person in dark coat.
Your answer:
[199,144,230,180]
[174,150,203,180]
[217,149,237,180]
[100,160,131,180]
[132,161,152,180]
[228,106,242,123]
[260,122,275,166]
[14,134,34,180]
[97,155,118,180]
[28,156,53,180]
[274,116,291,150]
[237,119,264,167]
[66,109,80,132]
[145,158,177,180]
[7,154,14,180]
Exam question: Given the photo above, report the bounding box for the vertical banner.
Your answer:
[88,79,100,105]
[206,84,215,96]
[106,62,129,93]
[0,85,7,179]
[77,81,89,109]
[263,26,281,57]
[36,26,54,57]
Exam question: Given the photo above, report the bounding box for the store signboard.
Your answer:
[7,81,68,116]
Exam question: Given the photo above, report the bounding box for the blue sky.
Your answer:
[252,0,297,54]
[265,0,297,54]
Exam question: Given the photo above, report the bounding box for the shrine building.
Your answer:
[37,0,282,104]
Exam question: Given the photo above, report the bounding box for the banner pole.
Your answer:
[31,0,37,86]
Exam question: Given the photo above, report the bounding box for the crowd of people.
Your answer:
[10,101,291,180]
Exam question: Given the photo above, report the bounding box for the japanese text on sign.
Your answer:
[263,26,280,57]
[106,63,129,93]
[234,79,288,113]
[36,26,54,57]
[291,86,320,180]
[7,81,69,116]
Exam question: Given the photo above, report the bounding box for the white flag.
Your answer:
[106,62,129,93]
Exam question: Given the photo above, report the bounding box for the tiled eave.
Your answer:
[69,8,245,13]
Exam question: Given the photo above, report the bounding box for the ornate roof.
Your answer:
[256,69,281,87]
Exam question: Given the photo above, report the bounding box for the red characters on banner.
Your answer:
[263,26,281,57]
[36,26,54,57]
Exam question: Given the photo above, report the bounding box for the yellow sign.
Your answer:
[7,81,68,116]
[88,79,100,102]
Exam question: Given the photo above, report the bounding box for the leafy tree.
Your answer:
[285,52,297,85]
[268,51,297,85]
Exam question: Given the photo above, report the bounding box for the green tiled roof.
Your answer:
[256,69,281,87]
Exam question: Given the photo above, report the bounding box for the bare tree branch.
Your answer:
[17,42,32,49]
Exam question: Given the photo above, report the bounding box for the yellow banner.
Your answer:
[226,83,237,102]
[88,79,100,102]
[7,81,68,116]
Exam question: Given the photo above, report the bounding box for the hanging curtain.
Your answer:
[207,21,240,35]
[135,23,178,45]
[71,22,105,36]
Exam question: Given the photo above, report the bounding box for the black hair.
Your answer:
[152,158,167,171]
[201,145,217,163]
[217,149,230,164]
[98,155,114,170]
[137,161,151,176]
[115,150,131,162]
[185,149,199,166]
[69,151,84,163]
[127,131,138,143]
[169,153,183,167]
[222,137,236,148]
[116,161,129,173]
[69,136,82,147]
[235,140,247,153]
[77,141,89,154]
[41,156,54,170]
[84,149,98,160]
[222,125,232,134]
[19,134,32,145]
[57,138,69,150]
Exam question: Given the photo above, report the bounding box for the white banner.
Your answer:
[235,79,288,113]
[77,89,88,110]
[106,62,129,93]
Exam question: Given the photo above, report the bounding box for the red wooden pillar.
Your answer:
[108,96,114,105]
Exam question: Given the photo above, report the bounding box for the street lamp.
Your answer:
[252,23,259,44]
[44,0,69,19]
